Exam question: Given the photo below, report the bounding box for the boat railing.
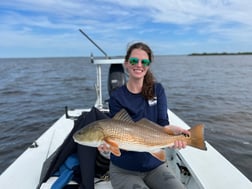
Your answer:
[91,56,125,109]
[79,29,126,110]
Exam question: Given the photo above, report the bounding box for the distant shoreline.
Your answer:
[188,52,252,56]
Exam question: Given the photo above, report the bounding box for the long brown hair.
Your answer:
[125,42,155,100]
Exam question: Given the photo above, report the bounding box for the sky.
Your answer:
[0,0,252,58]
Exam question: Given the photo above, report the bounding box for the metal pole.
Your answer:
[79,29,108,109]
[79,29,108,58]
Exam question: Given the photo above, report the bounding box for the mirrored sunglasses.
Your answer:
[129,57,151,67]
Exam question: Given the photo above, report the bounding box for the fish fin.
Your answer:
[104,138,121,156]
[151,150,166,162]
[188,124,207,150]
[113,109,134,124]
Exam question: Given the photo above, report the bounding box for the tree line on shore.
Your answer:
[189,52,252,56]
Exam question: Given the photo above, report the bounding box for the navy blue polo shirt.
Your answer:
[108,83,169,171]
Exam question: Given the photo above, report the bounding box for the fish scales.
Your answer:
[73,109,207,161]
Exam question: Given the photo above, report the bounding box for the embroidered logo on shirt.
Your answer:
[148,97,157,106]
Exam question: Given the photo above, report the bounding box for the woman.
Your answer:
[99,42,188,189]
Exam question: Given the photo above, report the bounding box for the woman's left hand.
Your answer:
[164,125,190,149]
[173,140,187,149]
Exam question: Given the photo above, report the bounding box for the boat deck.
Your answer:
[0,109,251,189]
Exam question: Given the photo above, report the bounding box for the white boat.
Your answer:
[0,56,251,189]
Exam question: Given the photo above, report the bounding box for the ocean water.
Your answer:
[0,55,251,181]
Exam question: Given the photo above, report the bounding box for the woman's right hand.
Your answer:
[98,143,111,153]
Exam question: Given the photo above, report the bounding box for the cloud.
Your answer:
[0,0,251,57]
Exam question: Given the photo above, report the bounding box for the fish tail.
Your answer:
[188,124,207,150]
